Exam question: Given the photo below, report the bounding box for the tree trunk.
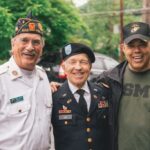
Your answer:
[142,0,150,24]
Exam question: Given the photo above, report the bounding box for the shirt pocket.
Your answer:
[96,108,108,120]
[6,100,31,116]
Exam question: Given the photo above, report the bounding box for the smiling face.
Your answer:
[123,39,150,72]
[11,33,44,70]
[62,53,92,88]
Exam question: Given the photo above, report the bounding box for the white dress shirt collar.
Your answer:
[68,80,90,94]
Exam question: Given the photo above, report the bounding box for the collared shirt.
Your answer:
[68,80,91,111]
[20,68,35,87]
[0,57,52,150]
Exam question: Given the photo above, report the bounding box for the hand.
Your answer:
[50,81,62,93]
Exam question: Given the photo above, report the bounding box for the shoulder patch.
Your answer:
[0,62,9,75]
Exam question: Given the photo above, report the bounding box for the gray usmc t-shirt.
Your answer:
[118,66,150,150]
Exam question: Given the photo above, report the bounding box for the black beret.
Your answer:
[14,12,43,36]
[61,43,95,63]
[123,22,150,44]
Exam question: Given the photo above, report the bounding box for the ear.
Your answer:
[89,63,92,70]
[61,61,65,71]
[119,43,125,53]
[11,38,15,48]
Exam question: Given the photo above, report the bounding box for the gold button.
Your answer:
[88,138,92,143]
[64,121,68,125]
[86,117,91,122]
[86,128,91,132]
[18,109,22,113]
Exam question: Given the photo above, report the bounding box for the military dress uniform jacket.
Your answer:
[52,80,110,150]
[0,57,52,150]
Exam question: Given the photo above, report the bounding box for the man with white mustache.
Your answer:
[0,12,53,150]
[96,22,150,150]
[52,43,111,150]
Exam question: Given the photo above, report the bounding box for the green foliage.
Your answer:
[0,59,7,65]
[0,7,14,38]
[80,0,143,60]
[0,0,88,59]
[0,0,144,61]
[0,7,13,59]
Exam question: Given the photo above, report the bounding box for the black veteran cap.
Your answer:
[14,12,43,36]
[61,43,95,63]
[123,22,150,44]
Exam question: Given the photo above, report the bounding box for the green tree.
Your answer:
[0,0,88,60]
[79,0,143,60]
[0,7,14,59]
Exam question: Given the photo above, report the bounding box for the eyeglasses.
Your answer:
[127,42,148,49]
[18,37,42,46]
[66,60,90,66]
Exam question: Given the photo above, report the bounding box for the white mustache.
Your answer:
[23,50,37,56]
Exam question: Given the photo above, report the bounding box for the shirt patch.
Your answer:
[98,100,108,108]
[59,114,72,120]
[10,96,24,104]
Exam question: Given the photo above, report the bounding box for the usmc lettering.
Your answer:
[123,83,150,98]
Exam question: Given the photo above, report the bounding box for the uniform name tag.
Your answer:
[59,114,72,120]
[10,96,24,104]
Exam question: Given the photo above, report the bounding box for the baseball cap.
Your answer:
[123,22,150,44]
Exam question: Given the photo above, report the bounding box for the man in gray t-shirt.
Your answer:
[96,22,150,150]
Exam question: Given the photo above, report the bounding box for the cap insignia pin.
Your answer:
[131,24,140,33]
[65,44,72,55]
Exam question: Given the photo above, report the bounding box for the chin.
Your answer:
[131,66,145,72]
[72,81,84,87]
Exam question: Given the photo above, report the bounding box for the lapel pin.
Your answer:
[63,105,68,110]
[94,88,98,92]
[62,93,67,97]
[93,95,98,99]
[67,99,72,104]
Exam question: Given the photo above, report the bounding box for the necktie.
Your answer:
[76,89,87,116]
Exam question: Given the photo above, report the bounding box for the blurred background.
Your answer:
[0,0,149,81]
